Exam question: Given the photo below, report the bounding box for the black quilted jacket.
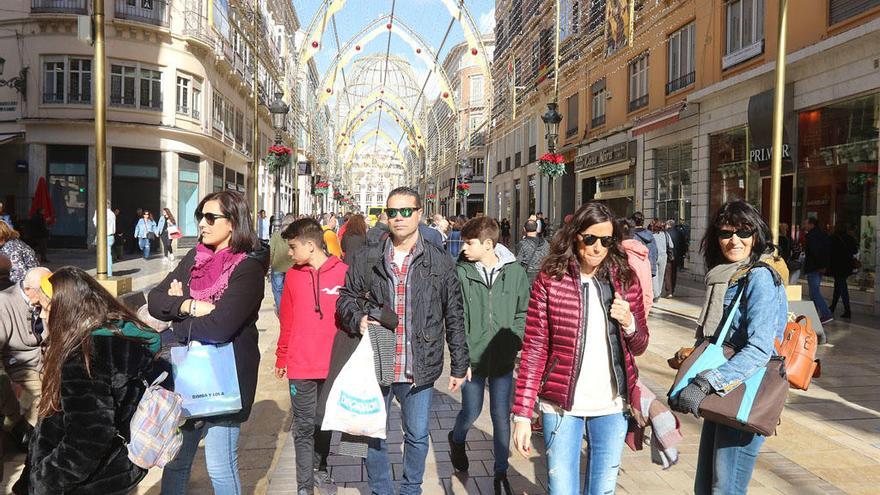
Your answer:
[336,235,469,386]
[15,335,169,495]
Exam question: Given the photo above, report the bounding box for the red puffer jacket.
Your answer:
[512,262,649,420]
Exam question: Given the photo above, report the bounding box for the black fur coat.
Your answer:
[14,335,169,495]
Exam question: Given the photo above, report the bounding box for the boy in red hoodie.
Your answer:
[275,218,348,495]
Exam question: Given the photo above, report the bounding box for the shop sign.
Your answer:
[749,144,791,163]
[0,101,17,112]
[747,87,797,166]
[575,140,636,172]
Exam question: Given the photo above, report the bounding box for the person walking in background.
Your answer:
[112,207,124,262]
[149,191,268,494]
[535,212,545,238]
[322,214,342,258]
[669,200,787,494]
[516,220,549,285]
[336,187,468,495]
[275,218,348,495]
[449,217,528,494]
[258,209,271,241]
[13,266,169,494]
[650,218,669,303]
[446,216,465,260]
[340,214,367,261]
[269,213,298,314]
[0,222,38,284]
[802,216,834,324]
[157,208,178,262]
[664,220,684,297]
[500,218,511,246]
[27,209,50,263]
[630,212,658,287]
[92,202,117,275]
[366,212,390,245]
[512,202,649,495]
[134,210,158,260]
[829,223,859,319]
[619,218,654,314]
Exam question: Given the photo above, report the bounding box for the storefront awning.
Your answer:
[631,102,687,136]
[0,132,23,146]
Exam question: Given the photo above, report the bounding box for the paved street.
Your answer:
[2,252,880,494]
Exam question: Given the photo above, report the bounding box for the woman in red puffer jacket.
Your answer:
[512,202,649,495]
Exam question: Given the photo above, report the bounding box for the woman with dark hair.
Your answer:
[13,266,167,494]
[447,216,466,259]
[340,213,367,260]
[149,190,269,494]
[511,202,649,495]
[670,199,787,494]
[157,207,178,262]
[134,210,158,259]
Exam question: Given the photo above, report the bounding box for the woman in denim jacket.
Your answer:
[670,200,787,494]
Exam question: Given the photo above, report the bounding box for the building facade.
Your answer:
[0,0,326,248]
[488,0,879,312]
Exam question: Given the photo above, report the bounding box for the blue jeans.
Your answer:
[271,270,286,315]
[542,411,627,495]
[807,271,832,319]
[366,383,434,495]
[452,371,513,476]
[106,235,114,276]
[161,419,242,495]
[138,237,151,259]
[694,420,765,495]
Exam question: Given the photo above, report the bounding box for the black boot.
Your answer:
[448,431,469,472]
[494,473,513,495]
[841,309,852,319]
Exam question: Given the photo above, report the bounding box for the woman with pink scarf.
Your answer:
[149,191,268,494]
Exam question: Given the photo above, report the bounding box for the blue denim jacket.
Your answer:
[702,266,788,396]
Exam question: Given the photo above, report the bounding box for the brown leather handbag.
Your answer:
[775,316,821,390]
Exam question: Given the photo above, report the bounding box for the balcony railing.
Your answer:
[115,0,169,27]
[566,126,578,138]
[628,95,648,112]
[666,71,695,95]
[31,0,87,14]
[591,115,606,128]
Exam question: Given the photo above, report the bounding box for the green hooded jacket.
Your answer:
[91,320,161,354]
[456,243,530,377]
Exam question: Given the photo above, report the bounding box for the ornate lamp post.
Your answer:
[269,92,290,234]
[541,101,563,229]
[0,57,27,100]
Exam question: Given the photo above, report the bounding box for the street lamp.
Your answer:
[541,102,563,154]
[269,92,289,234]
[0,57,27,100]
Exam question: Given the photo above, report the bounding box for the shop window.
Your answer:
[667,22,695,94]
[723,0,764,69]
[654,143,692,226]
[797,93,878,288]
[47,145,89,244]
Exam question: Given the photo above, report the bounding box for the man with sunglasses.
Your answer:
[337,187,468,495]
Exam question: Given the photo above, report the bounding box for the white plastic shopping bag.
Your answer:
[321,327,387,438]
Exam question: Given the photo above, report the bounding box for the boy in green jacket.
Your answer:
[448,217,530,495]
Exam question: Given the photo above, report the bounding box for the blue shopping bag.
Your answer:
[170,341,242,418]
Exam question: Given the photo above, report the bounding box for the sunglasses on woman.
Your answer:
[386,207,419,219]
[578,234,615,247]
[196,212,228,225]
[717,228,754,240]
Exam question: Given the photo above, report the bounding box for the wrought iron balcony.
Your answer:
[115,0,169,27]
[628,95,648,113]
[31,0,87,14]
[665,71,695,95]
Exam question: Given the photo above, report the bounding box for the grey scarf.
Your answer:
[696,258,751,340]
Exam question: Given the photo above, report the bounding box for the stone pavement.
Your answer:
[265,280,880,495]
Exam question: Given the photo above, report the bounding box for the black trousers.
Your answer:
[290,379,332,491]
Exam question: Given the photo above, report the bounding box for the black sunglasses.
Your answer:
[386,207,419,219]
[196,212,228,225]
[578,234,615,247]
[717,228,754,240]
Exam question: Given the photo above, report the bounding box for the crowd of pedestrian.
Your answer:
[0,185,825,495]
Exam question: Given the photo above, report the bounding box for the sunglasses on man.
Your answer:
[386,207,420,219]
[717,228,754,240]
[196,212,228,225]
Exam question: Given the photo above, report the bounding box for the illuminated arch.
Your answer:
[337,93,425,149]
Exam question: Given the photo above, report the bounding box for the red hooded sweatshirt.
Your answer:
[276,255,348,379]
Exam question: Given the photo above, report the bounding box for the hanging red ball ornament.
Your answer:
[442,92,449,98]
[311,41,319,48]
[386,23,392,30]
[471,48,478,55]
[416,48,422,54]
[355,45,361,51]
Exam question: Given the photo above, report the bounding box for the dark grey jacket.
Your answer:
[516,236,549,279]
[336,234,469,386]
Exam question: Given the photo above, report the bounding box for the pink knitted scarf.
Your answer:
[189,243,247,303]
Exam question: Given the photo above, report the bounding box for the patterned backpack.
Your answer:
[125,371,184,469]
